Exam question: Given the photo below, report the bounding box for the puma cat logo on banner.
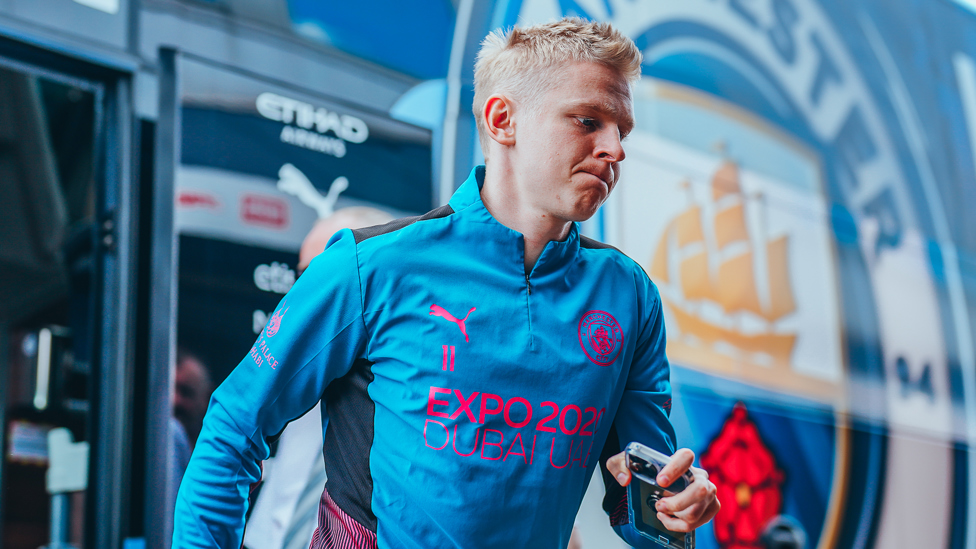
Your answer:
[430,304,476,342]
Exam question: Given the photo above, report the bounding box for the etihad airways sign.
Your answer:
[256,92,369,158]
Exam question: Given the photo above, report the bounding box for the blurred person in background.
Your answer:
[173,347,214,447]
[297,208,397,274]
[170,348,214,517]
[175,17,717,548]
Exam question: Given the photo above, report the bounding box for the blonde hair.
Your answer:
[472,17,642,156]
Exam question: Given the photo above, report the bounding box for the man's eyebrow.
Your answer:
[568,101,618,115]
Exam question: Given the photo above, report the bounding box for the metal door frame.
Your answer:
[144,47,179,549]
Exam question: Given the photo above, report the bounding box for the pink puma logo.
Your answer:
[429,304,476,342]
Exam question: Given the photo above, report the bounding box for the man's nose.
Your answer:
[595,129,625,163]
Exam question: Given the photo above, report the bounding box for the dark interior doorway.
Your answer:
[0,61,100,549]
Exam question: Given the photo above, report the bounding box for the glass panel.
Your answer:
[284,0,456,79]
[0,65,98,549]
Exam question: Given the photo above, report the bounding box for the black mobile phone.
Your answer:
[624,442,696,549]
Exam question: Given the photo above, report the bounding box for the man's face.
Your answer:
[512,61,634,223]
[174,355,212,441]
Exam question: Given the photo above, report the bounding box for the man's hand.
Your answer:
[606,448,720,532]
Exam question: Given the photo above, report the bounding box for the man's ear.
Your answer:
[483,94,517,146]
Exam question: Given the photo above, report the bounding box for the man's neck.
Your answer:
[479,164,573,275]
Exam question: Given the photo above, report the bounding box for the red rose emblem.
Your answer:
[700,403,784,549]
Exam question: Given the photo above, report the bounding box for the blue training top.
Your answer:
[174,166,676,548]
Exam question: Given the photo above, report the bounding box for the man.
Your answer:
[173,347,214,447]
[175,17,718,548]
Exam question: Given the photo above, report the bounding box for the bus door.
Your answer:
[0,46,135,549]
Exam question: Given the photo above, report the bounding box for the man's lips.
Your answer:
[579,169,613,188]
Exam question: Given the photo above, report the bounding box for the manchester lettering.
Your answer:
[810,31,842,107]
[600,0,910,277]
[768,0,799,63]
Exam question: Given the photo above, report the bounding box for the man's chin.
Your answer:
[562,206,600,224]
[569,194,607,222]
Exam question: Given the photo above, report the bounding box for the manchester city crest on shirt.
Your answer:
[578,310,624,366]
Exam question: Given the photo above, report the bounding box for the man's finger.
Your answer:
[656,486,721,530]
[657,448,694,488]
[657,475,715,516]
[655,511,693,533]
[605,451,631,486]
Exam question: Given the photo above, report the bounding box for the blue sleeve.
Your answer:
[600,276,676,546]
[173,229,367,548]
[615,279,676,454]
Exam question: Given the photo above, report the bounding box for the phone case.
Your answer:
[624,442,696,549]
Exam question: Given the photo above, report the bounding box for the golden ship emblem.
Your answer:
[651,155,838,399]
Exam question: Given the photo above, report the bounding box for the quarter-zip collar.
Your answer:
[449,166,582,277]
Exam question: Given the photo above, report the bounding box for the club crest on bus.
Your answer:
[266,303,288,338]
[578,311,623,366]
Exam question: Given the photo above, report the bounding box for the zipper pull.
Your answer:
[526,273,532,295]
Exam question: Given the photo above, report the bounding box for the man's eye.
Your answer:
[576,117,597,128]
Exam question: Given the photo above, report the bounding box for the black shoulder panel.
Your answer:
[579,235,652,279]
[580,235,623,252]
[352,204,455,244]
